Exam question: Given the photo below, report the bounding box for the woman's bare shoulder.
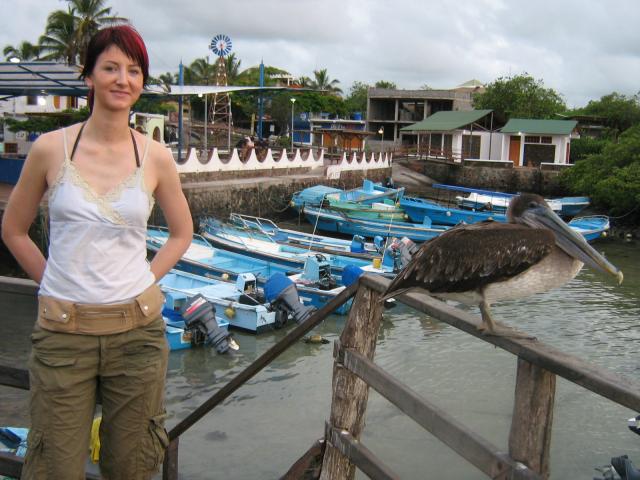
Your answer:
[145,136,176,166]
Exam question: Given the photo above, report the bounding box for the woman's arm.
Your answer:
[1,135,53,283]
[148,145,193,281]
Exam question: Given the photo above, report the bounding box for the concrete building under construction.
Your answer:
[366,80,484,145]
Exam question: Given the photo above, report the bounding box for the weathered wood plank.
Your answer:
[0,365,29,390]
[320,283,384,480]
[280,439,325,480]
[325,424,399,480]
[162,437,179,480]
[360,274,640,411]
[339,347,541,480]
[509,358,556,479]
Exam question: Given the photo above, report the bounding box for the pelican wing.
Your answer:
[386,222,554,294]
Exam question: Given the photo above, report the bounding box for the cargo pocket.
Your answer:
[31,350,78,392]
[21,429,45,479]
[144,412,169,473]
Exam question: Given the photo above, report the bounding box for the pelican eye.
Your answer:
[528,201,538,208]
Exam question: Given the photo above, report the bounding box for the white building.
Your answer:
[400,110,578,167]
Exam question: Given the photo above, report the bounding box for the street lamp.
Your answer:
[378,126,384,140]
[198,93,208,155]
[290,97,296,151]
[9,57,20,63]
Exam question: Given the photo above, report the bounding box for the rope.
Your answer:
[608,204,640,220]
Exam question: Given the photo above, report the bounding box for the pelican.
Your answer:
[384,193,623,337]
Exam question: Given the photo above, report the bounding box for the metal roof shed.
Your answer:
[400,109,493,132]
[501,119,578,135]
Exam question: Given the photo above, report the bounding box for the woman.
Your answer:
[1,25,192,479]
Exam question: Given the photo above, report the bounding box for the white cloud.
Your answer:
[2,0,639,106]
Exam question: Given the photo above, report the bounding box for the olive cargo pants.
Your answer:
[21,316,169,479]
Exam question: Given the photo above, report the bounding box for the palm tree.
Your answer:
[3,41,41,61]
[184,57,216,85]
[38,9,78,64]
[225,53,241,84]
[297,75,312,88]
[69,0,127,63]
[39,0,127,65]
[155,72,176,92]
[310,69,342,95]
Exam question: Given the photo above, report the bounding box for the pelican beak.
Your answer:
[522,205,623,284]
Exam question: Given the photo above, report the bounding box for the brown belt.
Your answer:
[37,284,165,335]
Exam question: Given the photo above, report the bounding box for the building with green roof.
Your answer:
[499,119,578,167]
[398,111,578,167]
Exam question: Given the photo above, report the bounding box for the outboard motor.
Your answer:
[593,415,640,480]
[302,254,336,290]
[350,235,366,253]
[385,237,418,272]
[264,273,315,325]
[180,294,239,354]
[373,235,386,254]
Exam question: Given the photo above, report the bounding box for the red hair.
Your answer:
[81,24,149,111]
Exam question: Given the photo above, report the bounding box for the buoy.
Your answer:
[224,306,236,319]
[304,334,329,344]
[221,273,230,281]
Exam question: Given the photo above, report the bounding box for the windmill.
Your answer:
[209,34,234,150]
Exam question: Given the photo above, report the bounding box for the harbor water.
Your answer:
[0,240,638,479]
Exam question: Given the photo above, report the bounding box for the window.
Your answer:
[524,135,540,143]
[26,95,39,105]
[462,134,481,158]
[540,136,552,144]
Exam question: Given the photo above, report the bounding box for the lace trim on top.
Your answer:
[49,128,155,225]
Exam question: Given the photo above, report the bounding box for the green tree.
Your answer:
[561,124,640,217]
[374,80,397,89]
[344,81,369,115]
[3,41,40,61]
[69,0,127,63]
[39,8,78,64]
[310,68,342,95]
[473,73,566,124]
[184,57,216,85]
[579,92,640,134]
[39,0,126,65]
[225,53,241,84]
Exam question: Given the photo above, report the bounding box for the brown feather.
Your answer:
[384,221,554,295]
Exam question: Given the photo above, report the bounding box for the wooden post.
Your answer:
[320,282,383,480]
[508,357,555,479]
[162,438,179,480]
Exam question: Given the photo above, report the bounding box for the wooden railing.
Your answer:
[1,273,639,479]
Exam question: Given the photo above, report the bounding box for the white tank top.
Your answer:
[38,127,156,303]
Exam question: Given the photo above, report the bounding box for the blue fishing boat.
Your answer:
[200,217,395,276]
[147,227,354,315]
[228,213,384,259]
[159,269,276,333]
[567,216,610,242]
[290,179,404,210]
[400,195,508,225]
[429,183,588,218]
[558,196,591,217]
[301,205,449,243]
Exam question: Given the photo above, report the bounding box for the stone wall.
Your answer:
[151,169,392,228]
[403,158,567,196]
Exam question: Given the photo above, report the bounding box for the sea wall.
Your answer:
[403,158,567,196]
[151,168,392,228]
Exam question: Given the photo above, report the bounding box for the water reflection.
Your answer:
[0,240,638,479]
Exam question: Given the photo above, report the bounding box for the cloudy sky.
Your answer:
[3,0,640,107]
